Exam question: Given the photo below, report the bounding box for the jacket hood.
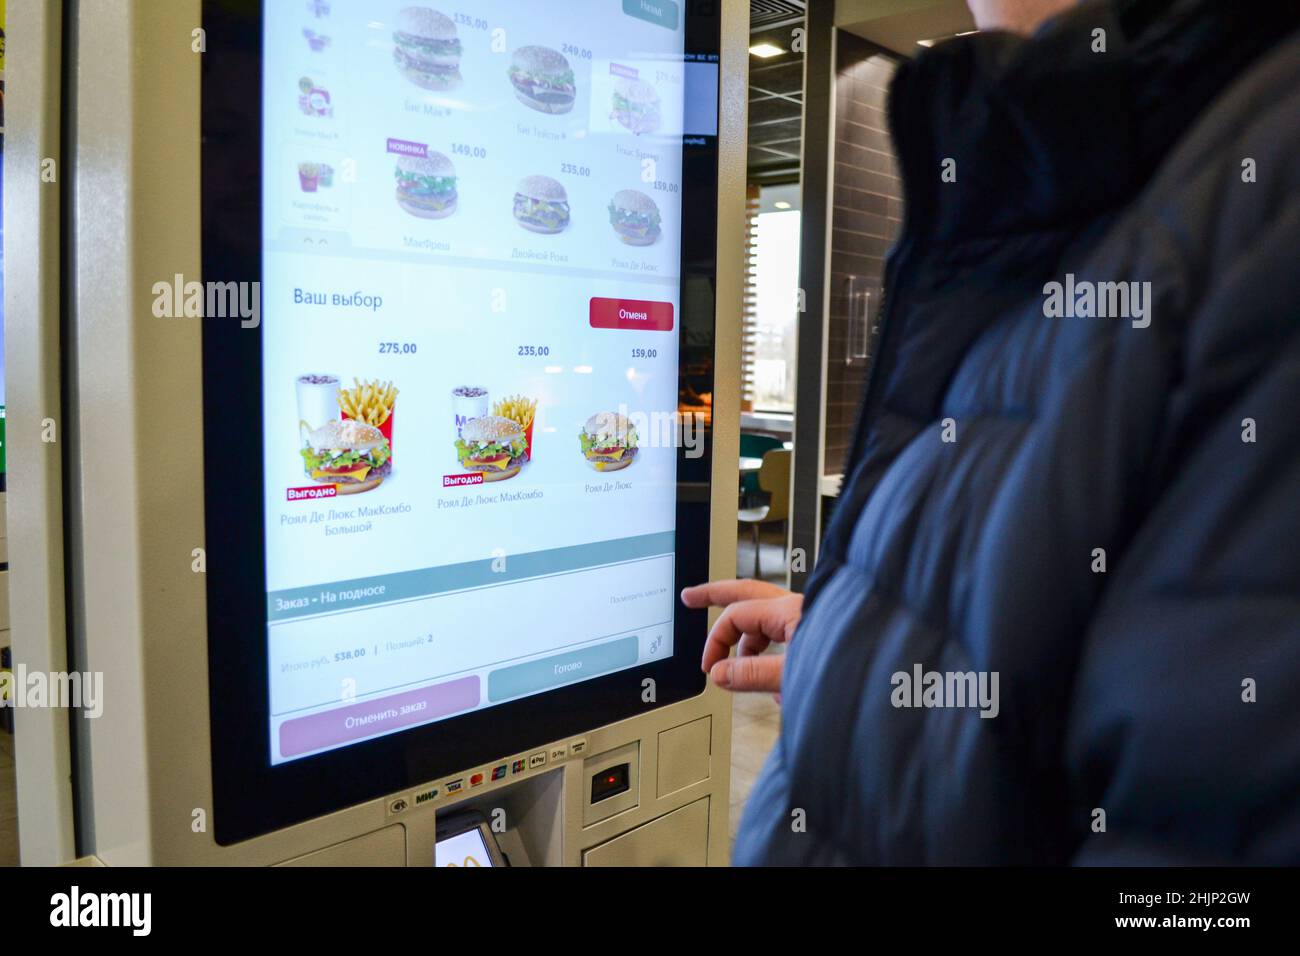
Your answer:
[887,0,1300,245]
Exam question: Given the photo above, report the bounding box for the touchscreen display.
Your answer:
[262,1,710,764]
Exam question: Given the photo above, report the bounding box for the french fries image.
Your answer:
[491,394,537,430]
[491,394,538,461]
[338,378,398,427]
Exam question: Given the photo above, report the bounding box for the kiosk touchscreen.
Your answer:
[201,0,722,844]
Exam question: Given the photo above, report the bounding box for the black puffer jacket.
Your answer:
[735,0,1300,865]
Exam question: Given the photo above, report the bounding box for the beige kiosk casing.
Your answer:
[5,0,748,865]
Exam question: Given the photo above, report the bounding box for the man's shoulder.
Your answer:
[1111,25,1300,364]
[1133,26,1300,236]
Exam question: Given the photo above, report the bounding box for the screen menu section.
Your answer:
[263,1,700,764]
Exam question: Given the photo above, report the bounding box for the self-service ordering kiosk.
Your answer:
[4,0,747,865]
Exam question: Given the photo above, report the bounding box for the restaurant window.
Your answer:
[747,183,800,413]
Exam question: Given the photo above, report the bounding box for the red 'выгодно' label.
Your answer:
[287,484,338,501]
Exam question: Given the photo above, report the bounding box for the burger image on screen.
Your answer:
[608,189,662,246]
[611,78,662,135]
[513,175,571,234]
[579,411,639,472]
[395,152,458,219]
[455,415,529,481]
[393,7,463,90]
[301,419,392,494]
[508,45,576,114]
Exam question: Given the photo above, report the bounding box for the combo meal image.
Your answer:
[508,45,576,114]
[294,376,398,496]
[301,419,393,495]
[392,6,463,90]
[513,175,571,234]
[395,152,458,219]
[455,415,530,481]
[579,411,639,471]
[608,189,662,246]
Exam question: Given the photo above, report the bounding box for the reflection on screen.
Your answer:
[262,1,696,764]
[436,827,494,867]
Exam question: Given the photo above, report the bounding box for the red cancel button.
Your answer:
[589,297,675,332]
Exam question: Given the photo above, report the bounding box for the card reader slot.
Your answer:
[591,763,631,803]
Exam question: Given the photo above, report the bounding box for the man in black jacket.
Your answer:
[685,0,1300,864]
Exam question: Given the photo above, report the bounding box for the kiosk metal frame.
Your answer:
[5,0,748,866]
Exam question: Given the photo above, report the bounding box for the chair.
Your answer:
[739,432,784,501]
[737,449,791,579]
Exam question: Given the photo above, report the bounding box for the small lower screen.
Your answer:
[435,827,495,868]
[262,1,710,764]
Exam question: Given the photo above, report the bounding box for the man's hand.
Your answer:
[680,579,802,696]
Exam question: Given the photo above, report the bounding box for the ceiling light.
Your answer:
[749,42,784,58]
[918,30,978,48]
[774,200,792,210]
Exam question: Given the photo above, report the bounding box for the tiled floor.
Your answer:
[726,523,789,860]
[727,650,783,856]
[735,529,791,586]
[0,730,18,866]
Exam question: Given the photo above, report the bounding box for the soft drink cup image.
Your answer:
[452,386,489,440]
[295,373,340,440]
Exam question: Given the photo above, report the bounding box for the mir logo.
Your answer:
[49,886,152,936]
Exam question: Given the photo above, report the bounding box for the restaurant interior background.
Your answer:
[0,0,985,863]
[723,0,977,849]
